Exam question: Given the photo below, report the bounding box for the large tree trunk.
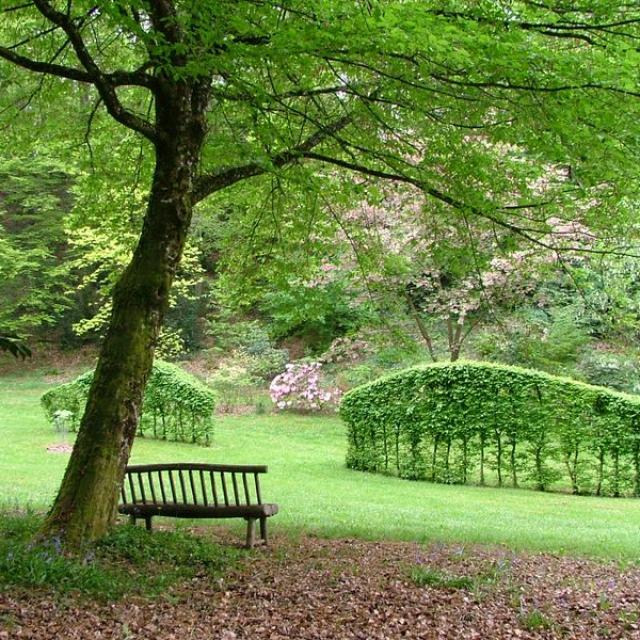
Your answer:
[43,83,209,547]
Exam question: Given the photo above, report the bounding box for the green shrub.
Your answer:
[41,360,216,444]
[336,364,383,389]
[474,309,588,376]
[206,319,272,355]
[245,347,289,381]
[341,361,640,496]
[208,360,257,412]
[40,370,93,431]
[370,344,423,369]
[577,350,640,394]
[205,319,289,381]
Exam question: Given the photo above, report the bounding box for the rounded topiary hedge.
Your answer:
[41,360,216,445]
[340,361,640,497]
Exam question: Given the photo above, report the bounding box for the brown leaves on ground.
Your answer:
[2,530,640,639]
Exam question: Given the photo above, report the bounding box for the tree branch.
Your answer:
[25,0,158,141]
[301,151,423,188]
[429,8,640,40]
[0,45,93,82]
[193,114,352,203]
[431,74,640,98]
[1,2,32,13]
[298,152,639,258]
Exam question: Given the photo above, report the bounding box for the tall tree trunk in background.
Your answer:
[406,294,438,362]
[446,317,463,362]
[43,82,210,547]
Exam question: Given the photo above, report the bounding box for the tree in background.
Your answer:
[1,1,639,547]
[0,332,31,359]
[333,183,542,361]
[0,157,75,338]
[260,179,599,362]
[66,176,209,358]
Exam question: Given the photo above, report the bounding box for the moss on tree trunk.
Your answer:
[42,84,210,548]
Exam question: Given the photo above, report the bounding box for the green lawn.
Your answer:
[2,372,639,561]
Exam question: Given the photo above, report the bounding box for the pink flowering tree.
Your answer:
[407,252,539,361]
[334,180,598,362]
[270,362,342,412]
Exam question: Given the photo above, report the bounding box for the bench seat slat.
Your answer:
[254,473,262,504]
[242,473,250,505]
[178,470,187,503]
[137,473,147,504]
[221,471,230,506]
[119,502,278,519]
[158,471,168,504]
[168,470,178,502]
[128,473,137,504]
[147,471,157,503]
[209,470,219,506]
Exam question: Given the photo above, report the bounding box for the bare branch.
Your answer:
[431,74,640,98]
[7,24,59,50]
[429,8,640,40]
[83,96,103,170]
[302,151,423,188]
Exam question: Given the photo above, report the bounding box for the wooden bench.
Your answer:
[118,463,279,548]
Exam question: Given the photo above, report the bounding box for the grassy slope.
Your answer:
[1,372,639,561]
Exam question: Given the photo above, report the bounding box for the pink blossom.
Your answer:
[270,362,342,413]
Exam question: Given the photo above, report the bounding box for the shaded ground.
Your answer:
[2,529,640,639]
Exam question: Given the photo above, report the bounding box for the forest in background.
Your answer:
[3,144,640,404]
[2,1,639,412]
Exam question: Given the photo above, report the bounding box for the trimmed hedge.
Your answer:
[41,360,216,445]
[340,361,640,497]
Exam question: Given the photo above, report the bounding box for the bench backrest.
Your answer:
[120,463,267,507]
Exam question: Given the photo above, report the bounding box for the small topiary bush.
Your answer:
[41,360,216,444]
[340,361,640,496]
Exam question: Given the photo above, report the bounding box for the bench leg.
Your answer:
[259,517,268,544]
[245,518,257,548]
[145,516,153,532]
[129,515,137,526]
